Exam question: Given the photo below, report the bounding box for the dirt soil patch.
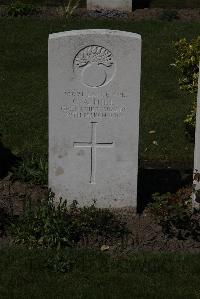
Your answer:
[0,176,199,253]
[0,6,200,21]
[135,8,200,21]
[0,175,48,216]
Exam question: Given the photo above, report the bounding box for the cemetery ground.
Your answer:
[1,0,200,9]
[0,16,200,298]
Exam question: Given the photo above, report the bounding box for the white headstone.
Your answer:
[48,29,141,208]
[87,0,132,11]
[193,67,200,209]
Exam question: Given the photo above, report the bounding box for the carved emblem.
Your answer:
[73,45,116,88]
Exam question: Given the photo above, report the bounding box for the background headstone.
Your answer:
[193,66,200,209]
[49,29,141,208]
[87,0,132,11]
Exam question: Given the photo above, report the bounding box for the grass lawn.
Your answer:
[0,0,86,6]
[1,246,200,298]
[1,0,200,8]
[0,18,199,168]
[151,0,200,8]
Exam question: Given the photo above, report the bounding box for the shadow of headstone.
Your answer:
[137,168,193,214]
[132,0,151,10]
[0,134,19,179]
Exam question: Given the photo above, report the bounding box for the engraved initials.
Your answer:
[73,122,114,184]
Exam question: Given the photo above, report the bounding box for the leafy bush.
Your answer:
[10,192,129,249]
[148,186,200,240]
[7,1,38,17]
[184,101,197,141]
[159,10,178,21]
[173,37,200,138]
[148,187,191,221]
[174,37,200,94]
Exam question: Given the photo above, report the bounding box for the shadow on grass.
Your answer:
[0,133,19,179]
[137,168,193,213]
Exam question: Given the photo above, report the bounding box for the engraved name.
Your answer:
[61,89,128,119]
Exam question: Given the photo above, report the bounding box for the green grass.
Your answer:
[0,0,86,7]
[151,0,200,9]
[1,0,200,8]
[0,18,199,167]
[1,246,200,298]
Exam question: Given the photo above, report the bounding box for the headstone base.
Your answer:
[87,0,132,11]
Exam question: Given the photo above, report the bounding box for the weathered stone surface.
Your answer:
[193,67,200,209]
[87,0,132,11]
[48,29,141,208]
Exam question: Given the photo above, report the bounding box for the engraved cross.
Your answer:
[73,122,114,184]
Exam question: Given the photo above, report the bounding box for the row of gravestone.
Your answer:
[48,29,200,209]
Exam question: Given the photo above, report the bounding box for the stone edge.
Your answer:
[49,29,141,40]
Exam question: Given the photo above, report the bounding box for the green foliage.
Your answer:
[10,193,70,249]
[60,0,80,19]
[10,192,129,249]
[173,36,200,138]
[184,101,196,141]
[159,10,178,21]
[148,187,200,240]
[11,154,48,185]
[148,188,190,220]
[7,1,38,17]
[174,37,200,94]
